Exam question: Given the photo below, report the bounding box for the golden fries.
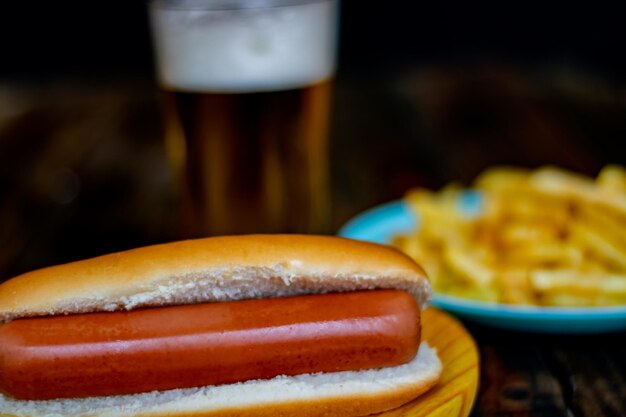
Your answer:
[393,165,626,307]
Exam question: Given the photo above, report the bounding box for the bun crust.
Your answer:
[0,235,430,323]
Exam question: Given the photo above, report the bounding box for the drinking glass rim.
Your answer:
[149,0,333,11]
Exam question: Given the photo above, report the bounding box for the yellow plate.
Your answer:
[377,307,480,417]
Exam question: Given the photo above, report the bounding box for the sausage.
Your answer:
[0,290,420,400]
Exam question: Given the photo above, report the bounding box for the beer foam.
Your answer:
[150,1,338,93]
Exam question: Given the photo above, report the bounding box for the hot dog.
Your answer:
[1,290,420,400]
[0,235,441,417]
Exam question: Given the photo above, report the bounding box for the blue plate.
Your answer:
[338,199,626,333]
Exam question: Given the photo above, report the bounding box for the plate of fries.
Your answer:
[339,165,626,333]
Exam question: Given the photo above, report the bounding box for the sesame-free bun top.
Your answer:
[0,235,431,323]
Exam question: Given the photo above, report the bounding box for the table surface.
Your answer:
[1,70,625,416]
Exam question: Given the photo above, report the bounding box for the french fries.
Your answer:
[393,165,626,307]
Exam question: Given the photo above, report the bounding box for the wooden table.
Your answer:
[1,70,625,416]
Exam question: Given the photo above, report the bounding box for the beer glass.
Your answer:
[149,0,338,236]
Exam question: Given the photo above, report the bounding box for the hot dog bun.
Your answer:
[0,235,432,323]
[0,235,441,417]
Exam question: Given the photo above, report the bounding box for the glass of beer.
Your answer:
[149,0,338,237]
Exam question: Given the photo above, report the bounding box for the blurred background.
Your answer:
[1,0,626,279]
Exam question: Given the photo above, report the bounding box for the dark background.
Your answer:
[1,0,626,278]
[1,1,626,82]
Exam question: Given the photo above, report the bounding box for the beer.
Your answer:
[150,0,338,236]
